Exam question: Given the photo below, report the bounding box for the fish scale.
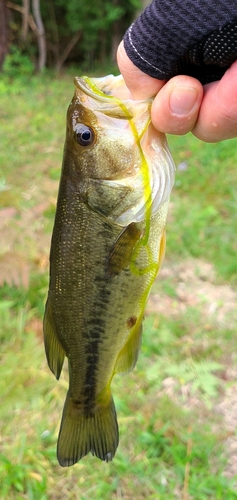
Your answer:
[43,74,175,466]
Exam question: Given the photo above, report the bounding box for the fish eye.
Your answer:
[75,124,95,146]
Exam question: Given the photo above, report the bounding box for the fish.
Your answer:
[43,74,175,467]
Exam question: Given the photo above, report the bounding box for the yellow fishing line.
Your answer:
[83,76,159,278]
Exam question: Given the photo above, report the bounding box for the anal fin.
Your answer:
[43,298,65,380]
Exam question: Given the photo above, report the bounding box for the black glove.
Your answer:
[123,0,237,85]
[176,21,237,84]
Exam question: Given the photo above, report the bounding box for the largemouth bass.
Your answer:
[43,74,175,466]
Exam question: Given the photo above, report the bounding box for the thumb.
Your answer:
[117,41,165,100]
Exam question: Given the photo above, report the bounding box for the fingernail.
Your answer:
[169,86,198,115]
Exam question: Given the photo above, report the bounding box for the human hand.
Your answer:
[117,41,237,142]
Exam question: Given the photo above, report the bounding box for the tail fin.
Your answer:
[57,392,119,466]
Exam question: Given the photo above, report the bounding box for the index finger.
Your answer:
[117,41,165,100]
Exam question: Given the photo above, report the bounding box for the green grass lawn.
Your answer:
[1,73,237,499]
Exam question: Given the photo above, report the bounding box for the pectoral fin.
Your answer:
[107,223,142,276]
[43,298,65,380]
[114,314,143,375]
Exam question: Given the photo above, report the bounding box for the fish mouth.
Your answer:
[74,75,151,104]
[74,75,153,121]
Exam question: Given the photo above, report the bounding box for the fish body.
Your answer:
[43,75,175,466]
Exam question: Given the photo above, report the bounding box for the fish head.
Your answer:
[64,74,175,227]
[65,75,153,181]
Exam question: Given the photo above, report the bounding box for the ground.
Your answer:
[148,258,237,483]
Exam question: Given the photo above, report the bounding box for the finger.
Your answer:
[151,75,203,135]
[117,41,165,99]
[193,60,237,142]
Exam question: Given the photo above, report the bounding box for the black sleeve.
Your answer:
[123,0,237,84]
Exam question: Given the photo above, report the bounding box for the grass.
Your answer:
[1,72,237,499]
[167,134,237,283]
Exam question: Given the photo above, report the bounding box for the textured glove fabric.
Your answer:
[123,0,237,84]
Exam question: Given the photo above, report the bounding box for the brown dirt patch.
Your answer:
[148,258,237,328]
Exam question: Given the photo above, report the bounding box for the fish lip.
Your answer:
[74,75,120,102]
[74,75,152,105]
